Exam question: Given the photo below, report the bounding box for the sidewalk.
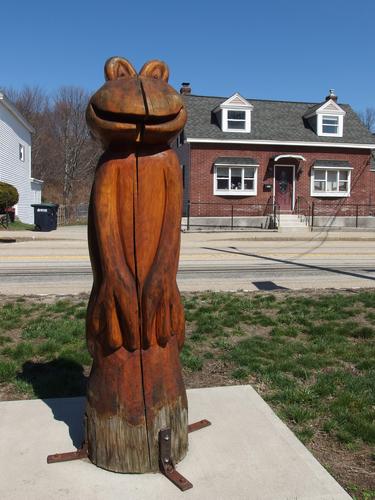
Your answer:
[2,225,375,242]
[0,225,87,242]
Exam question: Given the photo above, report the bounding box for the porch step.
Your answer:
[278,214,309,232]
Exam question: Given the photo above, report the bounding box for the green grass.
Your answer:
[180,290,375,497]
[0,298,88,398]
[6,220,35,231]
[0,290,374,497]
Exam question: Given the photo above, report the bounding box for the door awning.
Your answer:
[273,154,306,162]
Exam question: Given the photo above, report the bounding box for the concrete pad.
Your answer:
[0,386,350,499]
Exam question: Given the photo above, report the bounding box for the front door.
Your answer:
[275,166,294,211]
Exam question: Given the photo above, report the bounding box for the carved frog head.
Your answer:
[86,57,187,149]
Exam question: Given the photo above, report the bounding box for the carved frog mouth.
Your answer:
[91,104,182,126]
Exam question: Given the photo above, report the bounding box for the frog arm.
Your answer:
[141,161,184,349]
[86,160,139,352]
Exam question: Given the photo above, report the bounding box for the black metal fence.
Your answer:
[184,200,279,231]
[295,197,375,229]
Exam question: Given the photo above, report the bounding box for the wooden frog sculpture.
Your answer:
[85,57,188,473]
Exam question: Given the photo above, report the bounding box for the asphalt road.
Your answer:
[1,231,375,294]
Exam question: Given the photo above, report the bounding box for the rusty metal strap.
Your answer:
[47,448,87,464]
[188,419,211,433]
[47,442,87,464]
[159,428,193,491]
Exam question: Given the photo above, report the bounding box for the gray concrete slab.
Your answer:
[0,386,350,500]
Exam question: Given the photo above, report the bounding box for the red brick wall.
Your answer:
[188,144,374,216]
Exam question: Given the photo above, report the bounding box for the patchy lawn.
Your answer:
[0,290,374,498]
[0,220,35,231]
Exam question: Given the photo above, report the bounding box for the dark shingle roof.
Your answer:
[313,160,351,168]
[184,95,375,145]
[302,102,327,117]
[214,156,259,165]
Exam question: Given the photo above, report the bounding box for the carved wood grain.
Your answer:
[86,144,187,472]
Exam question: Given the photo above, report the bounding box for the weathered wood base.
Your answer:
[86,396,188,473]
[85,337,188,473]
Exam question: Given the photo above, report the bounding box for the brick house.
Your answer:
[175,86,375,228]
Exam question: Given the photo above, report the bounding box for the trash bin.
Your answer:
[31,203,59,231]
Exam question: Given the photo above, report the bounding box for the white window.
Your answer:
[311,168,351,197]
[19,144,25,162]
[322,115,339,134]
[214,166,257,195]
[222,108,251,133]
[317,114,344,137]
[227,110,246,130]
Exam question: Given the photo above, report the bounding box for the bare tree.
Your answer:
[49,86,99,205]
[358,107,375,132]
[4,86,51,180]
[3,85,101,205]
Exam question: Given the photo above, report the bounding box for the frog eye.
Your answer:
[139,60,169,82]
[104,57,137,81]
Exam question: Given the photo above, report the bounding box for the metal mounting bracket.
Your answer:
[158,418,211,491]
[47,418,212,493]
[159,428,193,491]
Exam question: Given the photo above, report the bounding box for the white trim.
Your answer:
[0,92,35,133]
[186,137,375,149]
[213,164,258,196]
[30,178,44,184]
[273,164,295,210]
[220,93,253,109]
[19,143,25,162]
[313,165,353,170]
[274,154,306,162]
[310,193,350,197]
[215,162,259,167]
[304,98,346,119]
[310,167,351,197]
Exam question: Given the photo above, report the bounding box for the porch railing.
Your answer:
[295,196,312,228]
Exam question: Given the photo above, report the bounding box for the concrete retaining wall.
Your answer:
[313,216,375,229]
[181,216,274,231]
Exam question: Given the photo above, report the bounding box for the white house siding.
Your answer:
[0,101,35,223]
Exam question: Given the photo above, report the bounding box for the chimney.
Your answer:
[325,89,337,102]
[180,82,191,95]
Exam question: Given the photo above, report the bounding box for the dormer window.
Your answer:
[304,91,346,138]
[218,93,253,133]
[318,112,344,137]
[227,110,246,130]
[322,115,339,134]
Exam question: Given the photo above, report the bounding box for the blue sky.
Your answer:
[1,0,374,111]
